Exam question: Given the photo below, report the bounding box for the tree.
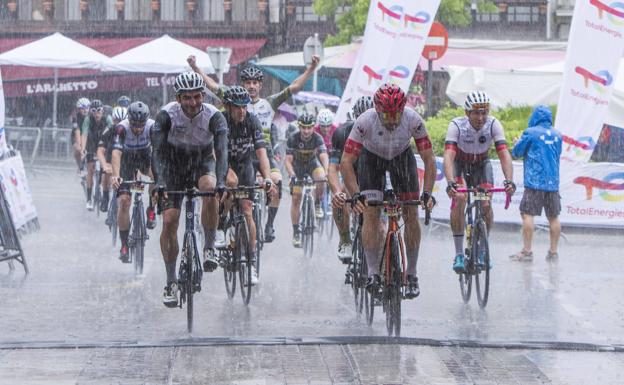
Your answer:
[313,0,496,46]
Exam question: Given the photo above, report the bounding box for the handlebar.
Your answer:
[344,197,431,225]
[452,187,511,209]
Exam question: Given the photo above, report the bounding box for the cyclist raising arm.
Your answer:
[285,112,329,247]
[188,55,320,243]
[340,84,437,299]
[151,72,228,308]
[443,90,515,273]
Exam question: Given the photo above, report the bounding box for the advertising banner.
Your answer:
[336,0,442,123]
[555,0,624,164]
[0,70,9,158]
[0,153,37,229]
[415,156,624,227]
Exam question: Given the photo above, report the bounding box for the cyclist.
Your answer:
[329,96,374,264]
[81,99,113,211]
[221,86,275,284]
[341,83,437,299]
[72,97,90,172]
[110,102,156,263]
[443,90,516,273]
[152,72,228,308]
[117,95,131,108]
[96,106,127,213]
[315,108,337,151]
[285,112,329,247]
[187,54,320,243]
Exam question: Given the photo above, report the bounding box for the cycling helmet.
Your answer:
[112,106,127,122]
[464,90,490,111]
[317,108,334,126]
[76,97,90,109]
[297,112,316,127]
[352,96,374,119]
[117,95,131,107]
[127,101,150,123]
[174,71,205,94]
[373,84,407,114]
[90,99,103,111]
[240,66,264,82]
[223,85,251,106]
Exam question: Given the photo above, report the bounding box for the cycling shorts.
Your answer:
[162,154,216,210]
[230,159,256,188]
[453,159,493,188]
[358,147,419,201]
[117,152,152,196]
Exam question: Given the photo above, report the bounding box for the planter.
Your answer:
[223,0,232,11]
[151,0,160,11]
[115,0,125,12]
[186,0,196,12]
[7,1,17,12]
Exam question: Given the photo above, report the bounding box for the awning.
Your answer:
[0,37,266,82]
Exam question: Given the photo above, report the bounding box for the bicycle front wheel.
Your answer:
[109,198,118,247]
[302,196,315,258]
[223,249,236,299]
[237,216,253,305]
[384,234,402,337]
[133,203,145,276]
[182,234,196,333]
[474,219,490,308]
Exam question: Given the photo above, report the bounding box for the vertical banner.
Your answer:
[555,0,624,164]
[336,0,442,123]
[0,69,9,158]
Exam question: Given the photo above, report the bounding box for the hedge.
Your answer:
[423,105,557,157]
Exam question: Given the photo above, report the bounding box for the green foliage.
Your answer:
[314,0,498,46]
[424,105,556,157]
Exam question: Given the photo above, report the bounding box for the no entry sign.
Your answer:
[422,22,448,61]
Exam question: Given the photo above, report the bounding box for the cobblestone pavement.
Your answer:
[0,169,622,384]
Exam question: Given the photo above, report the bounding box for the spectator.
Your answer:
[510,105,562,262]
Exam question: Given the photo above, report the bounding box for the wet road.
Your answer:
[1,169,623,384]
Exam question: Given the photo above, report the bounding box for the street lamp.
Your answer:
[303,33,323,92]
[206,46,232,86]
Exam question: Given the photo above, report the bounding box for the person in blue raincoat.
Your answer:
[509,105,562,262]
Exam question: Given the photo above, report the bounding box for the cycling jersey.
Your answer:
[151,102,228,209]
[224,111,265,164]
[71,113,86,143]
[286,131,327,163]
[444,116,507,163]
[315,124,337,151]
[330,121,354,164]
[112,119,155,152]
[344,108,432,160]
[82,114,113,159]
[247,88,291,133]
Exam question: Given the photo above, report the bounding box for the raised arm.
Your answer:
[187,55,220,95]
[288,55,320,94]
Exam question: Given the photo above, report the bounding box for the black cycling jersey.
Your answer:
[82,115,113,158]
[224,111,266,164]
[151,103,228,191]
[286,131,327,164]
[97,125,115,162]
[330,121,354,164]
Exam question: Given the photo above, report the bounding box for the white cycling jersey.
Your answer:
[247,98,275,131]
[161,102,220,148]
[445,116,507,163]
[113,118,155,151]
[344,108,431,160]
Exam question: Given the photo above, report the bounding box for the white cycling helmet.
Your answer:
[76,97,90,109]
[174,71,205,94]
[464,90,490,111]
[112,106,127,122]
[317,108,334,126]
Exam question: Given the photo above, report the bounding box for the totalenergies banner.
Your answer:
[415,157,624,227]
[0,70,9,158]
[336,0,441,123]
[555,0,624,164]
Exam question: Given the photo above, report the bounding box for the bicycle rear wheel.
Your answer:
[109,197,118,247]
[384,234,402,337]
[237,216,253,305]
[474,219,490,308]
[93,172,101,218]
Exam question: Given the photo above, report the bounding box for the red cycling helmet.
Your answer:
[374,83,407,114]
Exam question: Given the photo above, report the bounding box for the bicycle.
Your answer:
[453,186,510,308]
[219,185,262,305]
[251,187,266,278]
[364,190,430,337]
[345,211,371,323]
[123,179,155,276]
[293,176,327,258]
[317,183,334,240]
[158,188,215,333]
[105,190,118,247]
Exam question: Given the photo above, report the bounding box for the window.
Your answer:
[203,0,224,21]
[476,11,500,23]
[233,0,258,21]
[295,5,326,22]
[507,5,539,23]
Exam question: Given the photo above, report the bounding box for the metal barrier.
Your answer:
[6,125,75,165]
[5,125,42,164]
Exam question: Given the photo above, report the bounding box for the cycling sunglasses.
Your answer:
[90,107,103,113]
[378,111,402,122]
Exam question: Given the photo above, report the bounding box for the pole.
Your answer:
[546,0,552,40]
[52,68,58,127]
[426,58,433,118]
[312,33,318,92]
[217,47,224,86]
[162,75,167,106]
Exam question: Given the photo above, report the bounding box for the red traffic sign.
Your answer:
[422,22,448,61]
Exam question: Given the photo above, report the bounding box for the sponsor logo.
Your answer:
[574,172,624,201]
[9,168,17,187]
[575,66,613,93]
[377,1,430,29]
[362,65,410,86]
[589,0,624,25]
[562,135,596,161]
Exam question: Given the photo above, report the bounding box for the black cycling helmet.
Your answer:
[117,95,131,107]
[297,112,316,127]
[240,66,264,82]
[352,96,374,119]
[127,101,150,123]
[223,85,251,106]
[90,99,103,111]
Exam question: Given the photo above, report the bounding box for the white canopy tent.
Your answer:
[105,35,218,104]
[445,60,624,129]
[0,32,112,127]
